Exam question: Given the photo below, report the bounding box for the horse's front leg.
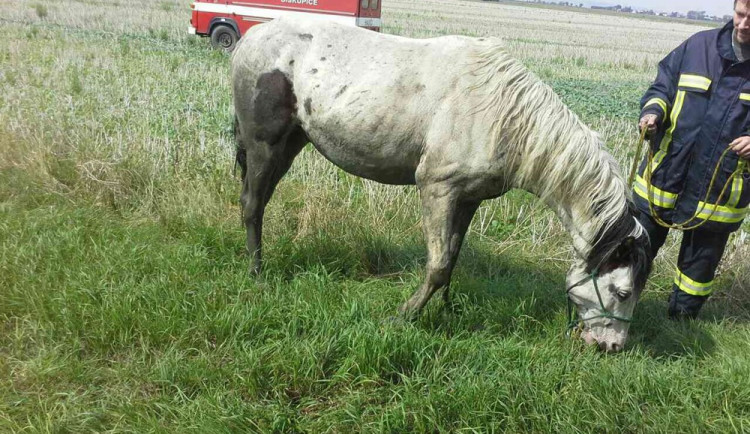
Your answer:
[399,183,480,319]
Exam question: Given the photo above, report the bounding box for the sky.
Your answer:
[587,1,734,17]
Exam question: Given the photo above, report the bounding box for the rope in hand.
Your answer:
[627,127,649,189]
[566,127,741,336]
[628,127,743,231]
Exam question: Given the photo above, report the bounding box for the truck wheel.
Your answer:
[211,25,238,52]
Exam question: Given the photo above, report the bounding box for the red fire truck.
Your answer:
[189,0,382,51]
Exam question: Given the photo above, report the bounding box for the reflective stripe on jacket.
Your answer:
[636,21,750,233]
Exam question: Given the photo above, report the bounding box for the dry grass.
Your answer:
[2,0,748,307]
[382,0,709,76]
[2,0,747,307]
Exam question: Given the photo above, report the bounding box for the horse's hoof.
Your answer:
[400,310,420,323]
[440,301,463,315]
[382,313,414,328]
[386,314,409,323]
[469,323,485,332]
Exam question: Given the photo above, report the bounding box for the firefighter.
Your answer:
[636,0,750,320]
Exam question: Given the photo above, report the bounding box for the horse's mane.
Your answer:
[465,43,643,268]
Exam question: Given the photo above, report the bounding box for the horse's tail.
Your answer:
[234,115,247,180]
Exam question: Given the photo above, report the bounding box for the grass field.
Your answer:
[2,0,750,431]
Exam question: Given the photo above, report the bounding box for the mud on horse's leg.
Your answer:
[237,68,307,277]
[240,144,271,276]
[239,127,306,276]
[399,183,479,319]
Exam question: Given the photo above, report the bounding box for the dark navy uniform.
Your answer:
[636,21,750,318]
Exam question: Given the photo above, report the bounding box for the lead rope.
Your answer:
[627,128,648,188]
[629,129,742,231]
[567,131,740,334]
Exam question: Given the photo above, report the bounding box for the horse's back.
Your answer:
[232,18,498,185]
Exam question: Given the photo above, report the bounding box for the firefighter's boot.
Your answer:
[667,289,708,320]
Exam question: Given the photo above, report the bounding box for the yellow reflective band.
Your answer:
[727,175,743,208]
[678,74,712,91]
[696,201,750,224]
[728,161,745,208]
[674,269,713,296]
[649,149,667,173]
[644,97,668,114]
[634,175,678,208]
[651,90,686,172]
[741,93,750,102]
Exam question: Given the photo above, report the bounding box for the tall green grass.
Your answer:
[2,0,750,431]
[4,187,750,432]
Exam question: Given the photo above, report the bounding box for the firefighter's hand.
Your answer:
[730,136,750,160]
[638,114,660,136]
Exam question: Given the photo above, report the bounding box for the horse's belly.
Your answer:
[297,85,429,185]
[306,132,419,185]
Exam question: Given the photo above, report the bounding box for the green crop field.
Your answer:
[2,0,750,431]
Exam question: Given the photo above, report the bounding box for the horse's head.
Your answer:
[566,217,651,353]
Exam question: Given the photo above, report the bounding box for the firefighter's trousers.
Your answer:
[637,213,730,319]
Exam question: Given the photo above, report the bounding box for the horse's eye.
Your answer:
[615,291,631,302]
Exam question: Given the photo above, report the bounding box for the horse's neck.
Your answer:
[533,147,626,263]
[496,84,628,260]
[551,200,601,262]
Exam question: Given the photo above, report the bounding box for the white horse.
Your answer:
[231,17,651,352]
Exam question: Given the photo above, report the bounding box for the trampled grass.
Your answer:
[2,0,750,431]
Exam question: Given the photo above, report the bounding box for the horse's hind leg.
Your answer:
[399,183,480,318]
[239,126,306,276]
[236,68,307,276]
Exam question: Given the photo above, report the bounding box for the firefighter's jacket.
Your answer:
[636,21,750,233]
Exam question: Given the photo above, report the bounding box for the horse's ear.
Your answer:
[615,236,635,260]
[600,237,635,273]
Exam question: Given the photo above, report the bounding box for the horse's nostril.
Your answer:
[596,341,623,353]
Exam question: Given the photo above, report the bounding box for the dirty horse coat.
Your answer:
[231,17,650,346]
